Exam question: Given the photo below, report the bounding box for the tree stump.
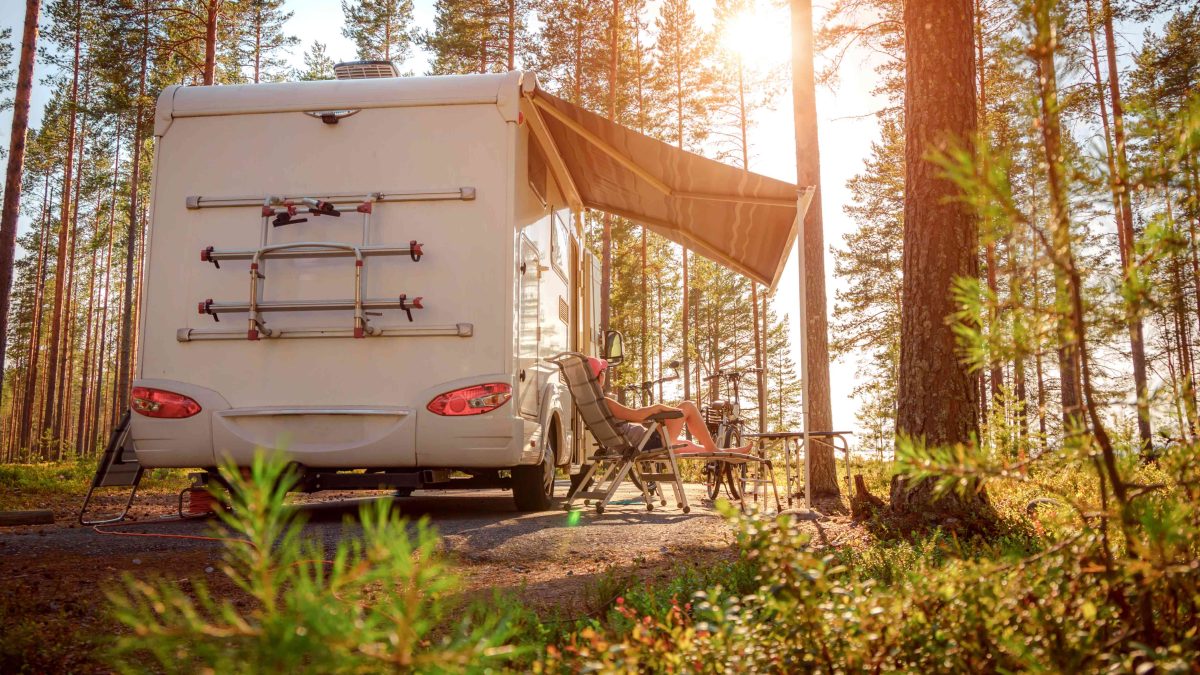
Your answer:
[850,475,885,521]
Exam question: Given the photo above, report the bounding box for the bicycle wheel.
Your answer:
[704,461,722,500]
[722,427,746,499]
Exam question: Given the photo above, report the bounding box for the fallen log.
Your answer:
[0,510,55,526]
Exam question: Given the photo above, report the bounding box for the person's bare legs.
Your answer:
[663,401,751,453]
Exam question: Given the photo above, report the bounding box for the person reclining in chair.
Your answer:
[589,357,752,454]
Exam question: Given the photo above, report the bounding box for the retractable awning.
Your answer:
[521,78,813,291]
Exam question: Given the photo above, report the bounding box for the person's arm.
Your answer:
[604,398,675,423]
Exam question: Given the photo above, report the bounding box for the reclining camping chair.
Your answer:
[547,352,692,514]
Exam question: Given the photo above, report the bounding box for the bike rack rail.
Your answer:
[191,191,440,340]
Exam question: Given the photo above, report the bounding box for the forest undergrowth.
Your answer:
[92,438,1198,674]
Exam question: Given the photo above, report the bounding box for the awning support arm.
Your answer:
[521,99,583,211]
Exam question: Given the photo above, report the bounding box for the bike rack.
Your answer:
[193,192,431,340]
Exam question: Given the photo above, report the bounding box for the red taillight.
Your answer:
[427,383,512,416]
[131,386,202,419]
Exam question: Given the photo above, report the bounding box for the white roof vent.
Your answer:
[334,60,399,80]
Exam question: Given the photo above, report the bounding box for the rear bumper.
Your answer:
[129,378,530,469]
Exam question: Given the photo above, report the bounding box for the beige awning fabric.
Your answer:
[525,86,813,291]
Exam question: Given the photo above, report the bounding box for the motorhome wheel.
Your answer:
[512,444,555,511]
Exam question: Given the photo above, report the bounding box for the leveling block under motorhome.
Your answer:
[81,67,812,523]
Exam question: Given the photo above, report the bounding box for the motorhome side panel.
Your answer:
[134,101,519,469]
[512,124,577,467]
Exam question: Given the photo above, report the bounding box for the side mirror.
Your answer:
[604,330,625,366]
[667,359,681,375]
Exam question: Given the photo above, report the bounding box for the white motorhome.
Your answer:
[103,66,806,514]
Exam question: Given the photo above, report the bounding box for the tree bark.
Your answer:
[89,121,120,453]
[791,0,838,496]
[1100,0,1152,456]
[117,14,150,416]
[43,13,83,451]
[0,0,42,386]
[17,174,52,455]
[203,0,220,85]
[891,0,990,520]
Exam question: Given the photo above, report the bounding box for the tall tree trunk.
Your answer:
[1031,255,1048,449]
[117,17,150,416]
[1100,0,1152,457]
[976,0,1003,409]
[599,0,620,392]
[0,0,42,385]
[791,0,838,496]
[57,134,84,455]
[75,229,99,455]
[891,0,990,519]
[17,174,52,454]
[254,16,262,83]
[507,0,516,71]
[41,1,82,451]
[89,122,120,452]
[640,227,648,384]
[203,0,220,85]
[1164,323,1187,441]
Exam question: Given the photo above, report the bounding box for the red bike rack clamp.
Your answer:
[197,298,220,322]
[200,246,220,269]
[398,294,423,322]
[409,240,423,262]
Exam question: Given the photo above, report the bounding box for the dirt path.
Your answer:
[1,481,853,671]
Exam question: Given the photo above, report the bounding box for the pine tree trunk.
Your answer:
[203,0,219,85]
[640,227,648,383]
[17,174,52,455]
[41,4,82,452]
[117,21,150,416]
[507,0,516,71]
[254,17,262,83]
[656,278,664,402]
[1101,0,1152,456]
[976,0,1003,409]
[89,122,120,453]
[791,0,838,496]
[75,237,99,455]
[891,0,990,521]
[0,0,42,389]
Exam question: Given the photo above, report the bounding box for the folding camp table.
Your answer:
[745,430,854,509]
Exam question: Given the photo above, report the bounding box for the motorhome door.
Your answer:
[518,237,541,417]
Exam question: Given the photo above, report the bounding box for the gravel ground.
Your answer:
[0,480,774,614]
[1,480,855,671]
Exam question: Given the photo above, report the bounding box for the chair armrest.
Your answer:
[645,410,684,421]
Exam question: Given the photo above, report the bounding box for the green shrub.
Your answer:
[538,486,1200,673]
[106,452,517,673]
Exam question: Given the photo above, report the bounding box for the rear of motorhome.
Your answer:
[89,67,806,517]
[131,70,608,510]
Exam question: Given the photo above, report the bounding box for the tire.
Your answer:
[512,443,556,511]
[723,427,746,499]
[704,462,722,500]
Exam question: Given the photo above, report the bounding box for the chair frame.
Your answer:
[548,352,782,514]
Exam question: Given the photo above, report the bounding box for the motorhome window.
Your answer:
[529,138,548,205]
[551,211,569,281]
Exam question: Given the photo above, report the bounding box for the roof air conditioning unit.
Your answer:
[334,60,399,80]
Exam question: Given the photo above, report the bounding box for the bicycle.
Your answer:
[700,366,761,501]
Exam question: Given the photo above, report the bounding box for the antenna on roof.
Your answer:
[333,60,399,80]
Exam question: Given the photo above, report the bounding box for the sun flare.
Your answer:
[719,7,791,70]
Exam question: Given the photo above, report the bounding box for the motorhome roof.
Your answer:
[154,71,523,137]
